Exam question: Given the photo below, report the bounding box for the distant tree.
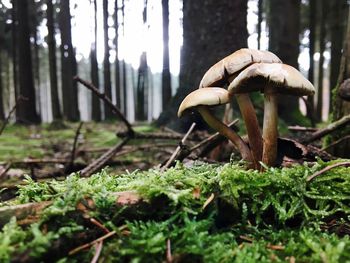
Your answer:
[257,0,263,49]
[316,0,327,122]
[58,0,79,121]
[46,0,62,120]
[0,52,4,120]
[307,0,316,125]
[268,0,301,124]
[161,0,171,111]
[11,0,18,119]
[158,0,249,131]
[121,0,127,114]
[91,0,101,121]
[114,0,121,109]
[15,0,40,123]
[103,0,113,119]
[329,0,348,111]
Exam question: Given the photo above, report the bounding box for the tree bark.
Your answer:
[161,0,171,111]
[46,0,62,120]
[157,0,248,131]
[90,0,101,121]
[268,0,301,124]
[103,0,113,120]
[15,0,40,124]
[58,0,80,121]
[316,0,327,122]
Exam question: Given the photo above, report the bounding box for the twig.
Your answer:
[302,114,350,144]
[321,135,350,151]
[80,137,130,177]
[202,193,215,210]
[306,161,350,182]
[89,218,110,234]
[288,125,318,132]
[0,163,11,180]
[69,230,116,255]
[117,130,200,141]
[166,239,173,263]
[74,76,134,135]
[161,123,196,171]
[91,241,103,263]
[68,122,84,169]
[0,96,27,135]
[190,119,239,152]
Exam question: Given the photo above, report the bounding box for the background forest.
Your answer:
[0,0,350,153]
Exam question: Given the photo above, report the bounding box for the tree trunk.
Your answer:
[114,0,121,109]
[307,0,316,125]
[121,0,127,115]
[0,51,5,120]
[136,52,148,121]
[257,0,263,50]
[157,0,248,131]
[316,0,327,122]
[58,0,79,121]
[268,0,301,124]
[11,0,18,120]
[15,0,40,124]
[161,0,171,111]
[103,0,113,120]
[331,6,350,158]
[329,0,348,112]
[90,0,101,121]
[46,0,62,120]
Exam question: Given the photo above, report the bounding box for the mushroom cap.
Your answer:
[178,87,230,117]
[228,63,315,96]
[199,48,282,88]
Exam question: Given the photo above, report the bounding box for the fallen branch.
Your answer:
[321,135,350,151]
[302,114,350,144]
[288,126,318,132]
[117,130,201,141]
[0,96,27,135]
[80,137,130,177]
[74,76,134,135]
[306,161,350,182]
[161,123,196,171]
[67,122,84,170]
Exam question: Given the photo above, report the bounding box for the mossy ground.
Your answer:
[1,161,350,262]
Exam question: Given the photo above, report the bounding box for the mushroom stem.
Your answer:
[262,87,278,167]
[197,105,254,166]
[236,94,263,169]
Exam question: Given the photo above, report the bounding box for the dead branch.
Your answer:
[288,125,319,132]
[322,135,350,151]
[67,122,84,170]
[80,137,130,177]
[0,96,27,135]
[74,76,134,135]
[302,114,350,144]
[161,123,196,171]
[117,130,201,141]
[306,161,350,182]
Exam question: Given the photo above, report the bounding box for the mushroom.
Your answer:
[178,87,253,166]
[228,63,315,167]
[199,48,282,169]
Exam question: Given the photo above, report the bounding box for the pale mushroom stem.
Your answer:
[197,105,254,167]
[236,94,263,169]
[262,87,278,167]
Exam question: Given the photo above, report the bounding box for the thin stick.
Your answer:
[74,76,134,134]
[90,218,110,234]
[190,119,239,152]
[321,135,350,151]
[80,137,130,177]
[0,163,11,180]
[161,123,196,171]
[302,114,350,144]
[68,122,84,169]
[306,161,350,182]
[117,130,199,141]
[90,241,103,263]
[69,230,116,255]
[166,239,173,263]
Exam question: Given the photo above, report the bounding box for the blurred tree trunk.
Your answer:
[114,0,121,109]
[58,0,79,121]
[316,0,327,122]
[15,0,40,124]
[331,6,350,157]
[135,0,148,121]
[46,0,61,120]
[307,0,316,125]
[157,0,248,131]
[257,0,263,49]
[91,0,101,121]
[161,0,171,111]
[268,0,301,124]
[121,0,127,115]
[11,0,18,119]
[0,51,4,120]
[329,0,348,112]
[103,0,113,119]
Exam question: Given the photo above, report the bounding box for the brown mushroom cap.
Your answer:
[199,49,282,88]
[228,63,315,96]
[178,87,230,117]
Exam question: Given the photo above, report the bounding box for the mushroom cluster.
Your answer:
[178,48,315,170]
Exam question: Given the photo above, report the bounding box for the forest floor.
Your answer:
[0,122,350,262]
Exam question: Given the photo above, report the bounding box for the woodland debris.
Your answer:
[306,161,350,182]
